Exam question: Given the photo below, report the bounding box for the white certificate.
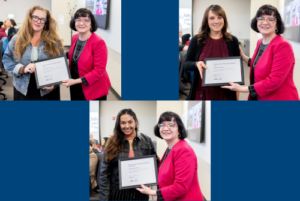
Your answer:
[202,56,244,87]
[34,56,71,89]
[119,155,158,190]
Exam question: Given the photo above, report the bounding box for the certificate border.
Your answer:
[34,55,71,89]
[118,155,158,190]
[202,56,244,87]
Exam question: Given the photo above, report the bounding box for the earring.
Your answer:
[178,134,181,139]
[275,29,278,33]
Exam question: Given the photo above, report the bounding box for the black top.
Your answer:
[99,133,157,200]
[71,39,89,85]
[248,42,269,99]
[184,35,240,100]
[8,27,17,38]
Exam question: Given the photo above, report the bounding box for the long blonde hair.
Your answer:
[2,19,12,29]
[14,5,64,61]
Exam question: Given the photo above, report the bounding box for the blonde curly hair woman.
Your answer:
[2,5,64,100]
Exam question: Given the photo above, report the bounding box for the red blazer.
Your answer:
[69,33,111,100]
[158,140,204,201]
[249,35,299,100]
[0,28,8,40]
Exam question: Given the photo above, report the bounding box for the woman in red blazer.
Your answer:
[62,8,111,100]
[222,5,299,100]
[136,112,204,201]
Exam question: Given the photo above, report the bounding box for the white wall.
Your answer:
[51,0,76,46]
[75,0,121,96]
[0,0,51,27]
[156,101,211,200]
[100,101,157,141]
[193,0,251,40]
[277,0,300,95]
[90,101,100,142]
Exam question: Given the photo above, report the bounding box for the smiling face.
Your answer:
[208,10,224,34]
[159,118,180,142]
[75,15,92,34]
[257,13,277,36]
[31,10,47,33]
[120,114,137,136]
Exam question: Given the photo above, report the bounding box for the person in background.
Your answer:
[90,140,98,191]
[91,140,100,153]
[90,134,99,145]
[136,111,204,201]
[222,5,299,100]
[0,21,8,40]
[63,8,111,100]
[99,109,157,200]
[100,137,108,153]
[9,19,19,34]
[179,29,182,45]
[184,5,240,100]
[2,5,64,100]
[2,19,16,38]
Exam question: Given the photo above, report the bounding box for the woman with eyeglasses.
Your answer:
[222,5,299,100]
[136,111,204,201]
[63,8,111,100]
[99,108,157,200]
[2,6,64,100]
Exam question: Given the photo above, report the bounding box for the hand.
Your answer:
[239,46,249,63]
[221,81,249,92]
[136,184,156,196]
[43,85,54,90]
[183,46,188,51]
[24,63,36,74]
[195,61,207,79]
[61,79,80,88]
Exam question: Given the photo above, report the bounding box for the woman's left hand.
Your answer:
[43,85,54,90]
[221,81,249,92]
[136,184,156,196]
[61,79,81,87]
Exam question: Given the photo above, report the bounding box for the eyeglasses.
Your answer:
[32,15,47,24]
[158,123,178,129]
[256,17,276,24]
[74,19,91,24]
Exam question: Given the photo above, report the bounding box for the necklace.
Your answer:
[72,32,92,61]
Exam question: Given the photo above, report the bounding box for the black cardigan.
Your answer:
[183,35,240,100]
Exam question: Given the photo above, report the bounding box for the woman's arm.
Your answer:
[99,151,112,201]
[183,36,199,72]
[253,42,295,97]
[84,39,108,85]
[160,150,196,200]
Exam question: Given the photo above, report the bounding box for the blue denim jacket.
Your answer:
[2,34,65,96]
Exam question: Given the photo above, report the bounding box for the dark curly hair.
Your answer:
[154,111,187,140]
[70,8,98,32]
[251,4,285,34]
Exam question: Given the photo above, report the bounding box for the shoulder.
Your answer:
[139,133,152,141]
[72,33,79,42]
[230,35,238,43]
[90,153,97,158]
[91,33,106,46]
[172,140,195,157]
[272,35,292,50]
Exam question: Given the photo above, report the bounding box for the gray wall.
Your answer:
[0,0,51,25]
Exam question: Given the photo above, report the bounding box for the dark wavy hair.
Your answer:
[104,109,139,162]
[70,8,98,32]
[251,4,285,34]
[196,5,232,46]
[154,111,187,140]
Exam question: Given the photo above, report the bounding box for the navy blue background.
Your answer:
[0,102,89,201]
[212,101,300,201]
[121,0,178,100]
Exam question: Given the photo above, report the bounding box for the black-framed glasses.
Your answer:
[74,19,91,24]
[158,123,178,129]
[32,15,47,24]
